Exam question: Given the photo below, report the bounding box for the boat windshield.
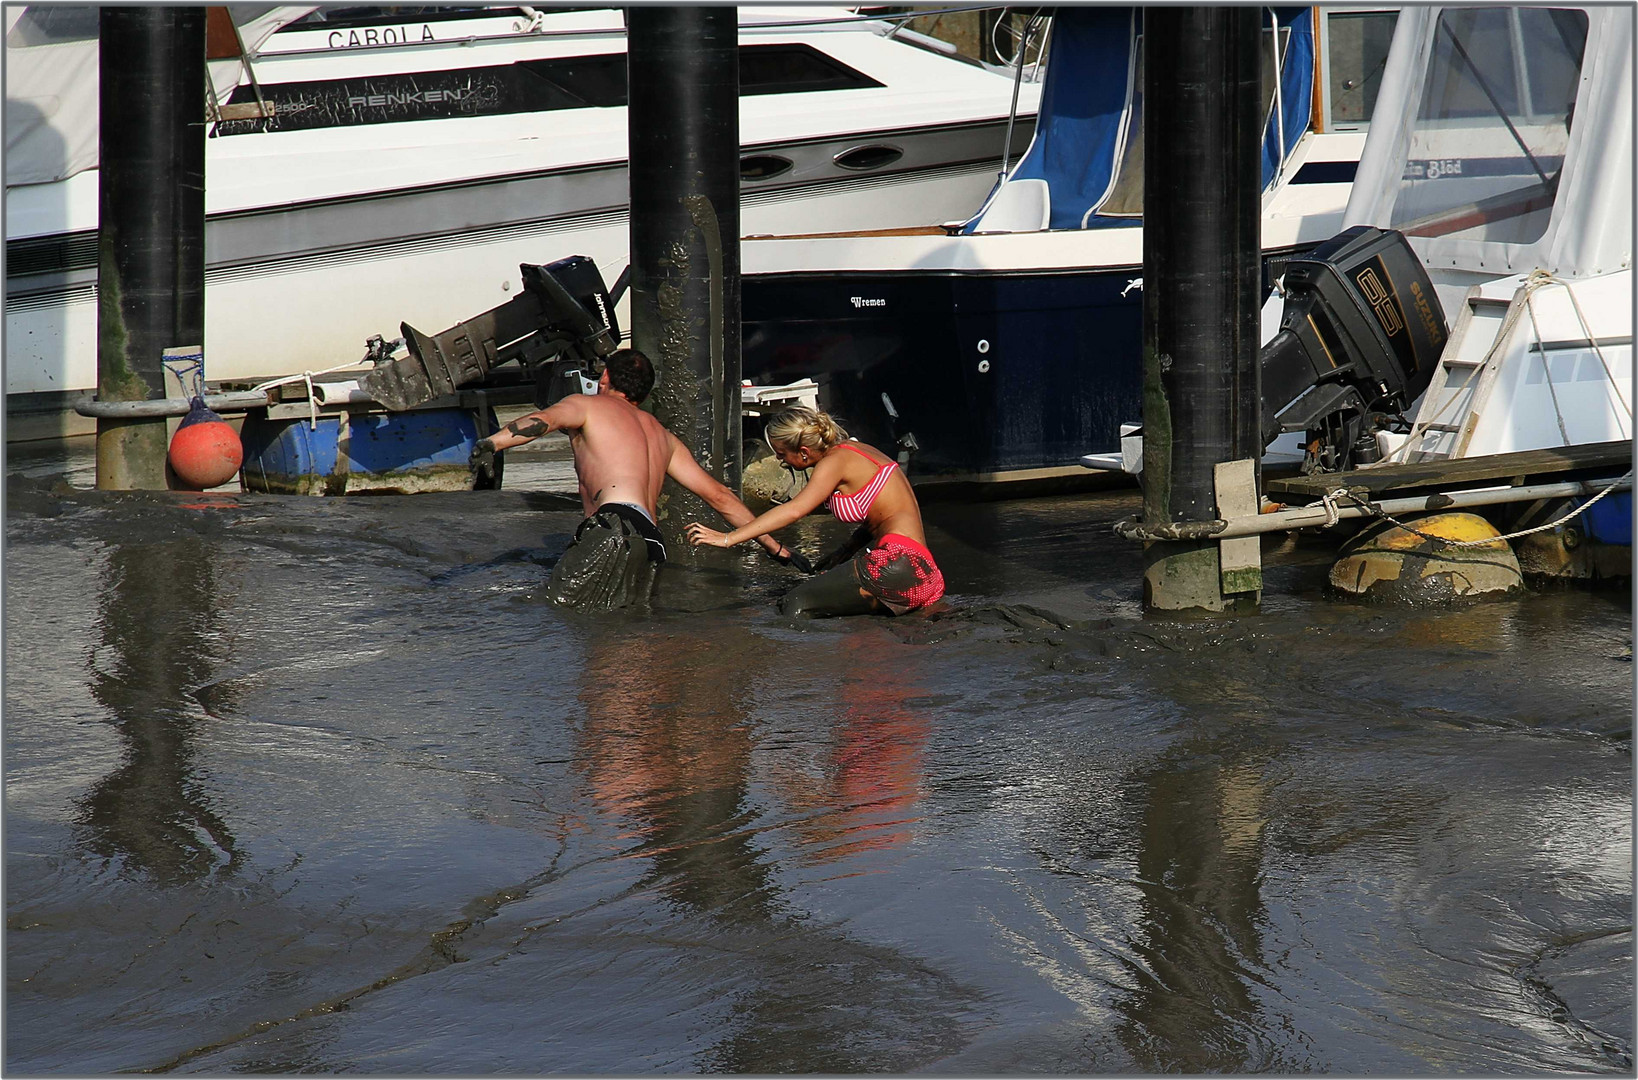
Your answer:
[1387,7,1588,245]
[6,5,100,46]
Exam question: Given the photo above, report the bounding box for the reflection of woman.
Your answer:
[686,406,945,617]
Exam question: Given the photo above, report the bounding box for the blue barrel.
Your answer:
[1582,491,1632,546]
[239,406,499,495]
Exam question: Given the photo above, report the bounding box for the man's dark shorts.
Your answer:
[547,502,666,610]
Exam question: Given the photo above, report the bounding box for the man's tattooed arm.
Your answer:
[505,416,549,439]
[471,412,555,474]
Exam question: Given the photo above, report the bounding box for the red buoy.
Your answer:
[169,397,243,490]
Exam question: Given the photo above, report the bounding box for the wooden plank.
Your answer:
[216,101,276,121]
[1267,439,1633,500]
[1215,459,1262,596]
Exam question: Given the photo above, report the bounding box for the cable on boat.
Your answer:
[996,12,1041,184]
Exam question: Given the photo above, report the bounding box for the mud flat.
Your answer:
[5,459,1632,1074]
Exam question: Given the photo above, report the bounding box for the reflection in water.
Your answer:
[1397,600,1521,651]
[575,622,776,921]
[772,633,930,866]
[1116,742,1273,1072]
[573,620,963,1072]
[78,537,242,884]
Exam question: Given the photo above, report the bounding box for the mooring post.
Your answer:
[1140,7,1264,613]
[95,7,207,491]
[627,7,742,543]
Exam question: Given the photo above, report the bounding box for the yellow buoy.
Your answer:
[1330,512,1523,603]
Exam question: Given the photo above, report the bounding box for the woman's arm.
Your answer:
[664,433,786,557]
[687,453,843,548]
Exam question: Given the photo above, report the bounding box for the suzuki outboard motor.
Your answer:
[1260,226,1447,473]
[361,254,620,412]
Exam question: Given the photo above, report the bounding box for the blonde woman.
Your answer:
[686,406,945,617]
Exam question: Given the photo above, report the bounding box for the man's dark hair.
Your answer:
[603,348,655,403]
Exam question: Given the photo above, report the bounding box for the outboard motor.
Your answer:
[361,254,621,411]
[1260,226,1448,473]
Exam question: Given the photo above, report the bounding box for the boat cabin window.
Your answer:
[1323,9,1399,131]
[1388,7,1588,245]
[215,43,883,135]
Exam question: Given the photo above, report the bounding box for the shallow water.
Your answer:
[5,450,1633,1074]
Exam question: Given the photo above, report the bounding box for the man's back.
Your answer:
[569,393,673,518]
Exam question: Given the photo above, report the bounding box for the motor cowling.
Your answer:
[1260,226,1448,473]
[359,254,621,412]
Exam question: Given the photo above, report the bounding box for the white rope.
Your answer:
[1557,276,1633,436]
[250,361,366,431]
[1319,468,1633,547]
[1319,488,1343,528]
[1523,278,1574,447]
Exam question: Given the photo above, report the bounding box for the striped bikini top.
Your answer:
[827,443,898,523]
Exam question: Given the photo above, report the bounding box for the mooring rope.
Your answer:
[250,361,371,430]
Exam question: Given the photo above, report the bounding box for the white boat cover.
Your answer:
[1345,5,1632,280]
[4,4,314,187]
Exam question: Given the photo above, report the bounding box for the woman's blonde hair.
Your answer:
[765,405,849,456]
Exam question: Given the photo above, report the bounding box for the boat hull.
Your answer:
[744,266,1146,477]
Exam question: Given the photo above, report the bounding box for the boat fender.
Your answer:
[1329,512,1522,603]
[168,397,244,491]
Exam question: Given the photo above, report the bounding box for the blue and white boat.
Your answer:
[739,6,1395,483]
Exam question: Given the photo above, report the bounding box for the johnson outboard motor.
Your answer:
[361,254,621,411]
[1260,226,1448,473]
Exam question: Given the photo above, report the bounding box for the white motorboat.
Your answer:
[1344,5,1631,466]
[1084,4,1631,556]
[737,6,1393,481]
[1340,3,1632,552]
[3,4,1043,437]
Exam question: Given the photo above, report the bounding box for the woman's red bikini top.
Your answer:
[827,443,898,523]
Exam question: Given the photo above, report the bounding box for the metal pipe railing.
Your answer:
[1114,475,1633,542]
[72,391,272,419]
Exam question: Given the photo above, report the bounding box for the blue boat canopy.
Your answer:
[964,7,1316,233]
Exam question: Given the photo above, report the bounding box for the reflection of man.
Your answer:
[574,622,777,918]
[472,348,808,608]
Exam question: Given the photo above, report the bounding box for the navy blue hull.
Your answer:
[743,269,1146,476]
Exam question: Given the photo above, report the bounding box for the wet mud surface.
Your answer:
[5,456,1633,1074]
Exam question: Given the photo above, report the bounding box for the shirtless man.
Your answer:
[471,348,805,608]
